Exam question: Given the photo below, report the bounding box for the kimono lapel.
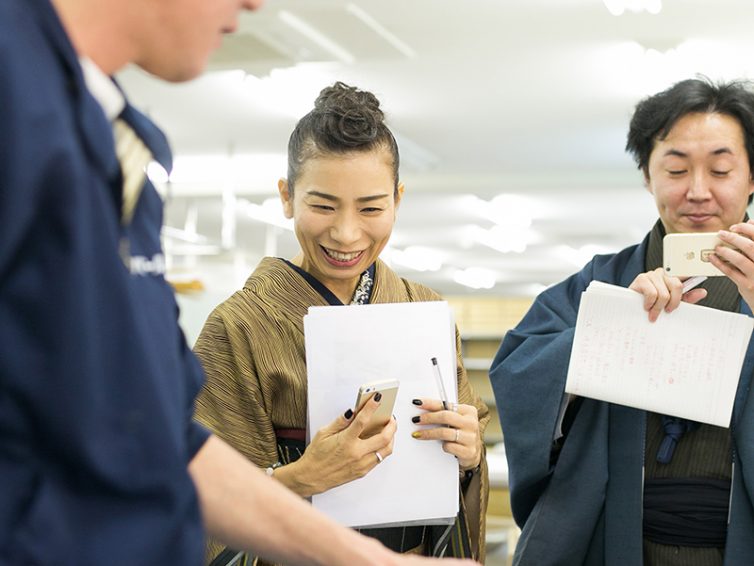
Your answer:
[247,258,329,335]
[370,260,409,304]
[727,299,754,564]
[605,235,648,565]
[733,299,754,428]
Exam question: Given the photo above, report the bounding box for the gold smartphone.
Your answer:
[663,232,735,277]
[354,379,399,438]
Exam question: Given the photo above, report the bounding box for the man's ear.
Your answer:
[278,178,294,219]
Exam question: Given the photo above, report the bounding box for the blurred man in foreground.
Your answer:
[0,1,477,564]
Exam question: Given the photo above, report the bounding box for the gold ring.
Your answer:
[375,451,383,463]
[454,429,460,443]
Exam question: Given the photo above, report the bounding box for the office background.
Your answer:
[118,1,754,562]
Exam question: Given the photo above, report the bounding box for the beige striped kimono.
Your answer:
[194,257,490,564]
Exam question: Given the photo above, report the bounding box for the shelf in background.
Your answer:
[463,357,493,371]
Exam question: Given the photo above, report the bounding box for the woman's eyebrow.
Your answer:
[356,193,390,203]
[305,190,339,202]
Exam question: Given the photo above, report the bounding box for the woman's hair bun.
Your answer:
[312,81,385,148]
[286,81,400,190]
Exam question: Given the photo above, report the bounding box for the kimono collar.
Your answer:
[282,260,376,306]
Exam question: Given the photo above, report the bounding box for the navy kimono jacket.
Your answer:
[490,233,754,565]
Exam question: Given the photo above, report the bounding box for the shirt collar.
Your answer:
[78,56,125,121]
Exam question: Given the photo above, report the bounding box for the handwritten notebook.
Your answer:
[565,281,754,427]
[304,301,459,528]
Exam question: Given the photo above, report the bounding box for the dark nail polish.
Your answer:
[412,416,421,423]
[344,408,353,419]
[374,392,382,402]
[412,399,423,406]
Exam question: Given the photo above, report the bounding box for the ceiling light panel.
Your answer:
[278,10,355,64]
[278,5,415,62]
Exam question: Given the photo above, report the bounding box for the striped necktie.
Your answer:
[113,117,152,226]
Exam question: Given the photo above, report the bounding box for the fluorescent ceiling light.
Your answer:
[278,10,355,64]
[603,0,625,16]
[453,267,497,290]
[169,155,228,184]
[244,64,338,118]
[385,246,444,272]
[464,194,535,228]
[167,153,286,188]
[488,194,534,228]
[345,4,416,58]
[603,0,662,15]
[556,244,613,267]
[237,197,293,231]
[467,224,535,254]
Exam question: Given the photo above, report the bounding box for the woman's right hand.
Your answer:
[276,395,396,497]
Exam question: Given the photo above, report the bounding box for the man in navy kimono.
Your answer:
[491,78,754,566]
[0,1,477,565]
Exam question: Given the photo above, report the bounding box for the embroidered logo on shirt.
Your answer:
[129,253,166,276]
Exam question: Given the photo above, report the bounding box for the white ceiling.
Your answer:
[119,0,754,297]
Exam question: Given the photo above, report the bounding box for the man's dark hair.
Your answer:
[626,77,754,183]
[286,81,400,195]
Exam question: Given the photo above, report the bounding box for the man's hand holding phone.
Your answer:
[663,232,738,277]
[710,221,754,312]
[658,222,754,315]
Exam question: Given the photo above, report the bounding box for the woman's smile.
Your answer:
[322,246,364,266]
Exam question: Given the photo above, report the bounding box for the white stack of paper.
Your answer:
[304,301,459,528]
[565,281,754,427]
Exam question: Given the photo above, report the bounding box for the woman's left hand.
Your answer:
[410,398,482,471]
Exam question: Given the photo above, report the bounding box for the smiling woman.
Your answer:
[193,82,490,565]
[273,81,405,304]
[279,150,400,303]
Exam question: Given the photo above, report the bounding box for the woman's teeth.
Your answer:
[325,248,360,261]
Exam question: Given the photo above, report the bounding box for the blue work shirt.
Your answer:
[0,1,210,563]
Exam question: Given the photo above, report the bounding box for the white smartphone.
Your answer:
[663,232,734,277]
[354,379,399,438]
